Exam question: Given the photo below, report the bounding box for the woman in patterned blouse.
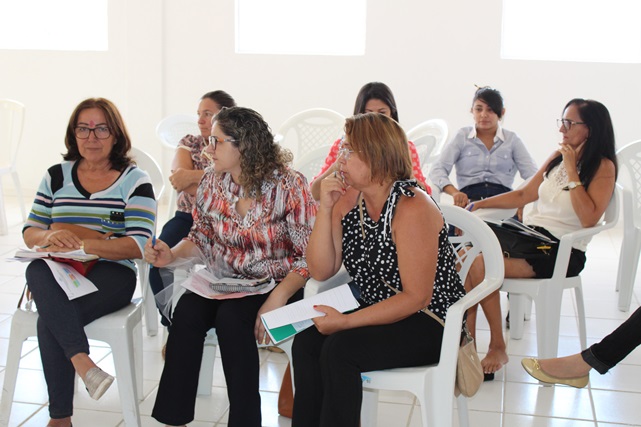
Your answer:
[149,90,236,327]
[292,113,465,427]
[145,107,317,427]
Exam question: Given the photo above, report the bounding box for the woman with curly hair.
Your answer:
[145,106,317,427]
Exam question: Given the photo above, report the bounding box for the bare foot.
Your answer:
[537,354,592,379]
[481,347,509,374]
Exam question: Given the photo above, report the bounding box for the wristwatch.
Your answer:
[565,181,583,190]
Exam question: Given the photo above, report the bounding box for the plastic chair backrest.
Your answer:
[155,114,199,150]
[292,145,331,182]
[277,108,345,159]
[0,99,25,169]
[130,147,165,202]
[406,118,448,174]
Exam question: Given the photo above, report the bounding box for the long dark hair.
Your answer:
[63,98,132,171]
[545,98,618,188]
[353,82,399,122]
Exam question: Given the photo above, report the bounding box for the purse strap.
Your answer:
[357,195,446,328]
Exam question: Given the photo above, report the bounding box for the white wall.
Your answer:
[1,0,640,199]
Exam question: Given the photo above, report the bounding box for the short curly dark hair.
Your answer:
[63,98,133,171]
[214,107,292,198]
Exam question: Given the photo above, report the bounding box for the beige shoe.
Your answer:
[521,357,589,388]
[84,367,114,400]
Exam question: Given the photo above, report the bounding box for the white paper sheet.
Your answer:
[43,259,98,300]
[261,284,359,329]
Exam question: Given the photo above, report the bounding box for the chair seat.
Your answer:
[0,300,144,427]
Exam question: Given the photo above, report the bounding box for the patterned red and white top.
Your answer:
[312,138,431,194]
[186,167,317,281]
[176,134,210,213]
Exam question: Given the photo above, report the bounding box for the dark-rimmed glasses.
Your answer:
[75,126,111,139]
[557,119,586,131]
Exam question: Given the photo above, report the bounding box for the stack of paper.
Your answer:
[261,284,359,344]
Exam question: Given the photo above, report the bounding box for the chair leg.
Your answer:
[0,182,8,236]
[109,320,142,426]
[456,395,471,427]
[0,310,38,427]
[11,171,26,221]
[574,285,587,349]
[361,389,379,427]
[535,287,563,359]
[616,228,641,312]
[508,294,528,340]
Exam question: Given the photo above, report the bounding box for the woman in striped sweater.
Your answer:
[23,98,157,427]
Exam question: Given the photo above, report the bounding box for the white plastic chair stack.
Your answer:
[615,140,641,312]
[502,189,620,358]
[0,99,27,235]
[155,114,199,219]
[277,108,345,160]
[0,296,145,427]
[131,147,165,337]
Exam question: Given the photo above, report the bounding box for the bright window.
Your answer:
[501,0,641,63]
[0,0,108,51]
[236,0,366,56]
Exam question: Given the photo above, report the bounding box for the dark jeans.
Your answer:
[291,311,444,427]
[460,182,512,202]
[581,306,641,374]
[149,210,193,327]
[152,288,302,427]
[25,259,136,419]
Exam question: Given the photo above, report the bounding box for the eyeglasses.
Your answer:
[207,135,237,148]
[338,146,358,161]
[75,126,111,139]
[557,118,586,131]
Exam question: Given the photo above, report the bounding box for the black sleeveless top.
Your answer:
[341,180,465,321]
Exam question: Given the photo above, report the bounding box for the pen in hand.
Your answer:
[152,235,157,247]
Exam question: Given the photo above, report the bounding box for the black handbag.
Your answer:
[485,220,557,258]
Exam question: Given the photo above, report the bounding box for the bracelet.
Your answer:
[466,203,475,212]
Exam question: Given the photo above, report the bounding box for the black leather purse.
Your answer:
[485,220,557,259]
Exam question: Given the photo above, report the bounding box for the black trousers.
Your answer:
[152,291,269,426]
[582,305,641,374]
[291,311,444,427]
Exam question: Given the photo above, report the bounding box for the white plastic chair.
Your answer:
[352,205,504,427]
[502,189,620,358]
[0,299,144,427]
[407,119,449,200]
[615,140,641,312]
[0,99,27,235]
[155,114,199,219]
[130,147,165,337]
[277,108,345,160]
[292,145,333,182]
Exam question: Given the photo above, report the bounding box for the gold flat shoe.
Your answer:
[521,357,589,388]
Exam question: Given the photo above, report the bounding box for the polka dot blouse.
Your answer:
[341,180,465,321]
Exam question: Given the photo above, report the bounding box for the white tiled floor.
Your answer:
[1,196,641,426]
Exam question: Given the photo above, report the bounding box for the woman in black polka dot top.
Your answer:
[292,112,466,427]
